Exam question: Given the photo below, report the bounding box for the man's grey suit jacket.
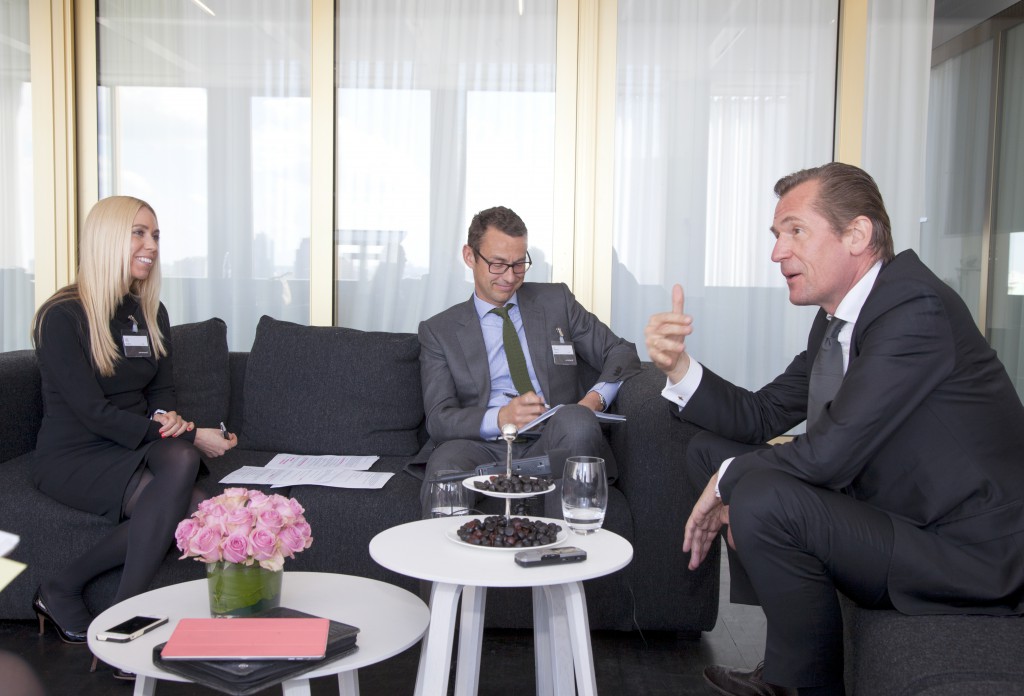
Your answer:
[418,282,640,447]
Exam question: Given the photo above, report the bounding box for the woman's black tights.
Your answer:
[44,438,205,630]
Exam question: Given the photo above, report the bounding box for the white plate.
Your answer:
[461,474,555,499]
[445,521,567,552]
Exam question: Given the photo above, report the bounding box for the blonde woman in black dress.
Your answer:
[31,196,237,644]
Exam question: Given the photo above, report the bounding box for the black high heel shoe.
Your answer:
[32,587,88,644]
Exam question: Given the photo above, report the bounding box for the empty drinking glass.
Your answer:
[561,456,607,534]
[424,470,472,519]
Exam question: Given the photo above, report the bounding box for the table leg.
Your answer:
[414,581,464,696]
[336,670,360,696]
[535,585,575,695]
[561,581,597,696]
[454,585,487,696]
[280,678,313,695]
[133,675,157,696]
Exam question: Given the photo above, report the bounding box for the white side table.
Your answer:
[369,516,633,696]
[87,571,429,696]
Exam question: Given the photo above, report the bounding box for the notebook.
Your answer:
[153,608,359,696]
[160,617,330,661]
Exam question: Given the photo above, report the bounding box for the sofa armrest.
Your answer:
[610,363,720,632]
[0,350,42,464]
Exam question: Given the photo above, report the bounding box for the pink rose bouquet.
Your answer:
[175,488,313,572]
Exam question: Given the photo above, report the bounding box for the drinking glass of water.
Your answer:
[561,456,607,534]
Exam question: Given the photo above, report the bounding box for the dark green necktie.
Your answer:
[490,304,534,396]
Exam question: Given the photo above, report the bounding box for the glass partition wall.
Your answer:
[922,2,1024,401]
[334,0,557,332]
[96,0,312,348]
[610,0,839,390]
[0,0,33,350]
[15,0,1023,403]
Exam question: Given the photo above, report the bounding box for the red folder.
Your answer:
[160,617,330,661]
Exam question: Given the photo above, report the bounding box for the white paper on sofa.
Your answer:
[219,465,392,489]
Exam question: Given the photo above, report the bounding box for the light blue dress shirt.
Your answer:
[473,293,620,439]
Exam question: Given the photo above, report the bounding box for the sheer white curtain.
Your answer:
[334,0,557,333]
[96,1,312,349]
[921,39,993,322]
[0,0,33,351]
[861,0,934,255]
[611,0,838,391]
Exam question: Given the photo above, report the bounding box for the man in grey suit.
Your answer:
[645,163,1024,695]
[418,206,641,515]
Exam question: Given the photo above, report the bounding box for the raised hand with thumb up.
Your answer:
[644,283,694,384]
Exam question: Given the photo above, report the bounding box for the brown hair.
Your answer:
[467,206,527,253]
[774,162,895,262]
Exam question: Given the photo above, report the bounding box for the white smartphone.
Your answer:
[95,614,168,642]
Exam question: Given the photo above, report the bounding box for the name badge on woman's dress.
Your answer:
[122,332,152,358]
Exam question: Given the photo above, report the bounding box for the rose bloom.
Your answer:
[220,487,250,509]
[254,507,284,533]
[277,525,310,555]
[224,507,253,535]
[221,531,251,564]
[197,501,229,535]
[188,527,224,563]
[247,490,270,508]
[249,528,278,561]
[258,551,286,573]
[174,519,199,554]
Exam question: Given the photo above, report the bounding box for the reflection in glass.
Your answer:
[611,0,838,390]
[335,0,557,332]
[988,22,1024,396]
[922,40,994,323]
[96,1,311,349]
[0,1,33,350]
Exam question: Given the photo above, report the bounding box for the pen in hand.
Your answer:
[219,421,230,440]
[504,392,551,409]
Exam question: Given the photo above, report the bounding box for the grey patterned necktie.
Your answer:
[807,318,846,429]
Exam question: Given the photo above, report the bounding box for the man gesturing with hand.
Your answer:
[646,163,1024,696]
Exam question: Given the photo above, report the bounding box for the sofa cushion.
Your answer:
[170,318,230,428]
[242,315,422,455]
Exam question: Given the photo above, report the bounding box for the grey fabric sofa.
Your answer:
[841,597,1024,695]
[0,315,719,635]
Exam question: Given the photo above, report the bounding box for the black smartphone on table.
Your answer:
[95,615,168,642]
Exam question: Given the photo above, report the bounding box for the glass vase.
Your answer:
[206,561,282,617]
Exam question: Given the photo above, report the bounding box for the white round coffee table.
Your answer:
[369,516,633,696]
[87,571,428,696]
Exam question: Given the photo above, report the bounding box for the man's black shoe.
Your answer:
[703,661,796,696]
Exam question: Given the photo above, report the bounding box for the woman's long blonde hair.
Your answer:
[33,196,167,376]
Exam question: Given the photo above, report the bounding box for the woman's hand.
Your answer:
[153,410,194,438]
[192,428,238,458]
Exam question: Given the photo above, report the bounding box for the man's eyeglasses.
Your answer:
[475,250,532,275]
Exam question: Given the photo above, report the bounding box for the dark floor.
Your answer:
[0,555,765,695]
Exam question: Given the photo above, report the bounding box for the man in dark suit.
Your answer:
[644,163,1024,695]
[418,206,641,515]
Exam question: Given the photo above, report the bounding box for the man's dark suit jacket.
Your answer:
[681,250,1024,616]
[418,282,640,460]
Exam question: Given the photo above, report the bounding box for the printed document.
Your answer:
[219,454,391,489]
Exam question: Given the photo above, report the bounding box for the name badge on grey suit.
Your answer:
[552,328,576,365]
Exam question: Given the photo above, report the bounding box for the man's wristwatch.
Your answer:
[589,391,607,412]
